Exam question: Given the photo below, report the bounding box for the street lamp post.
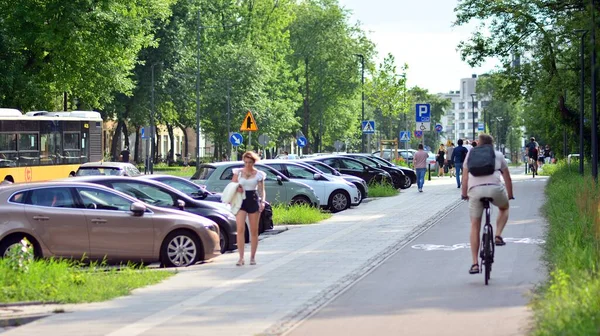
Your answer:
[591,0,598,180]
[576,29,588,176]
[355,54,365,152]
[470,94,476,141]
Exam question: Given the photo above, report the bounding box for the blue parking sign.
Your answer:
[415,104,431,122]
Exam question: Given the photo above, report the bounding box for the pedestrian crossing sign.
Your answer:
[362,120,375,134]
[399,131,410,142]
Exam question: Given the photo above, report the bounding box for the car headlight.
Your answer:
[205,223,219,234]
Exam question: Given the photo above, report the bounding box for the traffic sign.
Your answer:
[478,123,484,131]
[297,136,307,147]
[258,134,270,146]
[415,104,431,122]
[435,123,443,132]
[240,111,258,131]
[414,130,423,139]
[399,131,411,142]
[141,127,145,139]
[334,140,344,151]
[362,120,375,134]
[229,132,243,146]
[418,122,431,131]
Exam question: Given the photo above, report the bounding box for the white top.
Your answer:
[234,169,265,191]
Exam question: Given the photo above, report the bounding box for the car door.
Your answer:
[332,158,372,182]
[281,164,326,202]
[254,165,288,204]
[24,187,89,259]
[74,186,155,261]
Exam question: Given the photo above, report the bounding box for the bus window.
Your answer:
[17,133,39,166]
[64,132,81,164]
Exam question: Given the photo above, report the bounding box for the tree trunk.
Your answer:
[110,120,124,161]
[167,123,174,165]
[122,122,130,149]
[134,126,140,163]
[177,122,189,160]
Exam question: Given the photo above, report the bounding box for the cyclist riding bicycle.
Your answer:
[526,137,539,174]
[461,134,514,274]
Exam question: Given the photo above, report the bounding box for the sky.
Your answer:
[338,0,500,94]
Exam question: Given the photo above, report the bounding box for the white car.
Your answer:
[262,160,360,213]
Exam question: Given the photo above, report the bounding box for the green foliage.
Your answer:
[272,204,331,225]
[531,163,600,335]
[4,238,34,273]
[0,258,173,303]
[367,181,399,197]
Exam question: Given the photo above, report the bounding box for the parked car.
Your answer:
[373,149,415,165]
[366,154,416,188]
[137,174,222,202]
[310,155,392,186]
[191,162,320,207]
[137,174,274,237]
[67,176,241,254]
[75,162,142,177]
[299,159,368,202]
[0,181,220,267]
[261,160,359,212]
[339,154,407,189]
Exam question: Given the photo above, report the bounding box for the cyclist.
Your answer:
[461,134,514,274]
[526,137,540,174]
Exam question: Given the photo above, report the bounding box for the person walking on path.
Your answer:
[231,151,266,266]
[446,141,455,178]
[436,144,446,177]
[413,144,428,192]
[451,139,469,188]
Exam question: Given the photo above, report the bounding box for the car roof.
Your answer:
[78,161,134,169]
[0,180,137,200]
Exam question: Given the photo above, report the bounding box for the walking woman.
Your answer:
[231,151,266,266]
[436,143,446,177]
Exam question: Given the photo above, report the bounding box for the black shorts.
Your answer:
[240,191,259,213]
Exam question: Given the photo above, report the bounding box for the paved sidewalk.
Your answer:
[2,173,531,336]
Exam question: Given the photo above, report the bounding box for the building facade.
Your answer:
[439,74,489,144]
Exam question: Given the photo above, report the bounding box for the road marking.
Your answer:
[411,238,545,251]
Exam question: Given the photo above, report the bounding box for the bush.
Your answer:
[368,181,399,197]
[272,204,331,225]
[531,162,600,335]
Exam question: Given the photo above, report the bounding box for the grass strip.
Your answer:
[531,162,600,335]
[367,182,399,197]
[272,204,331,225]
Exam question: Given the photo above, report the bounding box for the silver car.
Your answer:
[0,181,220,267]
[191,162,320,207]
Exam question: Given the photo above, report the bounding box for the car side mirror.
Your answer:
[276,175,283,185]
[177,199,185,210]
[130,202,146,216]
[313,173,322,180]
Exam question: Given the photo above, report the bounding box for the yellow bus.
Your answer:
[0,109,103,183]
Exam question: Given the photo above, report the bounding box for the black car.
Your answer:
[137,174,222,202]
[311,155,392,186]
[299,159,369,202]
[362,154,416,188]
[138,174,274,236]
[340,154,408,189]
[68,176,240,254]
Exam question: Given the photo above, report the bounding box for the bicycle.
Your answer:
[479,197,495,285]
[529,157,537,178]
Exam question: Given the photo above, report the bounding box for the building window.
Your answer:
[459,102,465,109]
[459,113,465,120]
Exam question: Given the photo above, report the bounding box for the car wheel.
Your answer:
[391,175,403,189]
[290,195,311,206]
[400,175,412,189]
[354,183,364,205]
[0,235,40,259]
[208,217,230,254]
[160,230,203,268]
[329,190,349,213]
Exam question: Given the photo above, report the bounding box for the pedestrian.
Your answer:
[464,140,473,152]
[413,144,428,192]
[120,146,130,163]
[222,153,229,162]
[472,141,478,147]
[231,151,266,266]
[543,145,553,164]
[436,144,446,177]
[446,142,455,177]
[451,139,469,188]
[0,175,14,185]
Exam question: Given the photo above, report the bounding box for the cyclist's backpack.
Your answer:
[467,144,497,176]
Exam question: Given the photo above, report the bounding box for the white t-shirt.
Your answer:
[464,144,473,152]
[463,148,508,189]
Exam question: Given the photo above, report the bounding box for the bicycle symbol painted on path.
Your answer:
[411,238,545,251]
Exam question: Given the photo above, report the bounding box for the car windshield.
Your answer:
[158,178,202,196]
[76,167,123,176]
[192,166,215,180]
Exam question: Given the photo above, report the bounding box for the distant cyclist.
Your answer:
[526,137,540,174]
[461,134,514,274]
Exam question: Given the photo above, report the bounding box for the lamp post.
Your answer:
[470,93,476,141]
[576,29,588,176]
[591,0,598,180]
[149,61,161,174]
[355,54,365,152]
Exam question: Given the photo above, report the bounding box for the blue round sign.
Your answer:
[297,136,307,147]
[229,132,243,147]
[435,123,443,132]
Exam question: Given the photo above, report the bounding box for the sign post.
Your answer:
[362,120,375,153]
[240,110,258,151]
